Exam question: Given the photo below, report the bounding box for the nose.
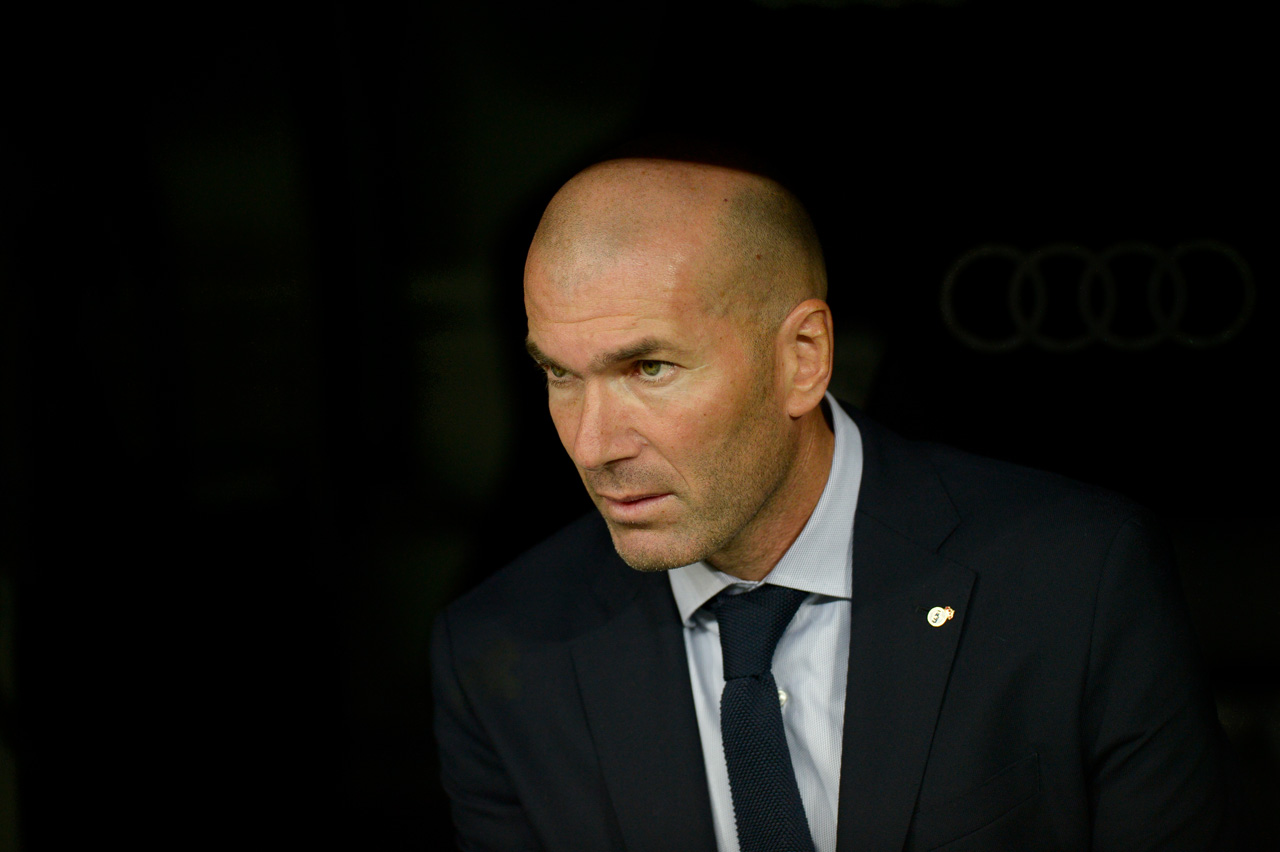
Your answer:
[565,381,638,471]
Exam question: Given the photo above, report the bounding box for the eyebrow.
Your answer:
[525,336,673,374]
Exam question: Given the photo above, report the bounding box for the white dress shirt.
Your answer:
[668,395,863,852]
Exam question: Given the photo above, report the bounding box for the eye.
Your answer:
[541,363,572,386]
[636,360,671,380]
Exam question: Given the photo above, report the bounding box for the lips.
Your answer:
[598,492,663,503]
[597,492,672,523]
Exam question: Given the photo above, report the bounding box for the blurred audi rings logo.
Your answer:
[940,241,1254,352]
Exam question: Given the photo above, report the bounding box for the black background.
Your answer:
[2,0,1274,847]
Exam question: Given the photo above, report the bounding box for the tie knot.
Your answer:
[713,584,808,680]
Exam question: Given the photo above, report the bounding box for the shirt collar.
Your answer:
[668,394,863,625]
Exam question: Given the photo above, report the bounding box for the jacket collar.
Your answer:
[565,406,973,852]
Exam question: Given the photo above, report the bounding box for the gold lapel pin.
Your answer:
[927,606,955,627]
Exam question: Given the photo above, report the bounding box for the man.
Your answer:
[431,157,1240,851]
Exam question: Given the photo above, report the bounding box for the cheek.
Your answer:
[651,373,761,449]
[656,401,732,461]
[547,398,579,451]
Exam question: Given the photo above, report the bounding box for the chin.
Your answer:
[607,525,705,573]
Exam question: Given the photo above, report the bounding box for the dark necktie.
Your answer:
[713,584,815,852]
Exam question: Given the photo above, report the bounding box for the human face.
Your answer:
[524,238,799,574]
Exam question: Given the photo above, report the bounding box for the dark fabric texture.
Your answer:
[714,585,815,852]
[431,406,1244,852]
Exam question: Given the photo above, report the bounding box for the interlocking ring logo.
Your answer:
[941,241,1254,352]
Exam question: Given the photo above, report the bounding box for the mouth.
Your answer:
[597,492,672,523]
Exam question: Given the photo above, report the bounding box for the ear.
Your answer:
[778,298,834,419]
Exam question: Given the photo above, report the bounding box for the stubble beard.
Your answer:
[593,386,797,574]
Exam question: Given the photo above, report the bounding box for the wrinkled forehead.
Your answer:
[528,223,705,295]
[524,249,718,347]
[526,213,727,313]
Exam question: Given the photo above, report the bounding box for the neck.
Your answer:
[707,406,836,583]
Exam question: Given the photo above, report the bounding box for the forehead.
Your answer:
[524,241,716,353]
[523,161,747,358]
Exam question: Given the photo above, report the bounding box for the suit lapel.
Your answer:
[563,409,970,852]
[570,564,717,852]
[836,412,975,852]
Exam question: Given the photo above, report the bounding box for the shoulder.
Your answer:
[916,440,1173,624]
[437,511,638,646]
[925,439,1151,535]
[952,450,1159,560]
[849,408,1165,583]
[860,408,1153,539]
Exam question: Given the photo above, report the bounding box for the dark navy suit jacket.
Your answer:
[431,409,1240,851]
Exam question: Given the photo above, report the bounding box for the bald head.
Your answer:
[524,157,837,578]
[527,159,826,341]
